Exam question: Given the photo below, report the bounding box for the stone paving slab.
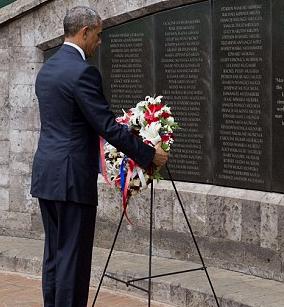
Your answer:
[1,236,284,306]
[0,270,171,307]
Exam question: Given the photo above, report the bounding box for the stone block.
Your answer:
[152,281,171,303]
[262,192,283,205]
[0,95,9,109]
[241,200,261,245]
[0,210,31,231]
[154,229,196,261]
[186,290,216,307]
[127,0,146,12]
[0,71,9,96]
[66,0,92,10]
[277,199,284,254]
[243,244,281,277]
[0,164,9,187]
[97,181,122,223]
[95,0,128,20]
[0,26,9,49]
[34,0,66,47]
[143,0,198,14]
[9,174,38,214]
[8,18,21,47]
[8,12,35,47]
[127,188,152,227]
[9,47,43,64]
[170,284,187,306]
[203,238,245,269]
[173,190,207,236]
[206,193,225,239]
[9,84,35,108]
[154,188,173,231]
[10,106,40,130]
[223,197,242,242]
[34,111,41,130]
[31,212,43,233]
[0,113,9,141]
[0,141,9,164]
[0,187,9,210]
[260,203,279,251]
[9,62,39,85]
[10,152,33,175]
[0,49,9,70]
[10,130,38,154]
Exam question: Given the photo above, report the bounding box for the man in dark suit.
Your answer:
[30,6,168,307]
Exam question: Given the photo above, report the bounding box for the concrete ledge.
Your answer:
[1,235,284,306]
[0,0,49,25]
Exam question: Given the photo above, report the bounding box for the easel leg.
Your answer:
[92,210,125,307]
[166,165,220,307]
[148,181,154,307]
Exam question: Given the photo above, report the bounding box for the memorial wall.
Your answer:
[45,0,284,193]
[95,0,284,193]
[213,0,271,190]
[100,2,213,183]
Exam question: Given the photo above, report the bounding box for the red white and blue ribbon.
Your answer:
[119,157,136,224]
[100,137,138,223]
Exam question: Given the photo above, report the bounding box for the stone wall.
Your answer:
[96,178,284,282]
[1,0,284,283]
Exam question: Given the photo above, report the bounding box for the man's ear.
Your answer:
[81,26,89,40]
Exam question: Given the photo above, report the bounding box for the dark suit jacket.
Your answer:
[30,44,155,205]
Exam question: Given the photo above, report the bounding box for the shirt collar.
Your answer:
[63,42,86,61]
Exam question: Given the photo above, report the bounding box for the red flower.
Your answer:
[144,112,159,124]
[116,117,129,125]
[161,112,171,119]
[144,104,164,124]
[161,134,173,142]
[148,104,164,113]
[116,111,132,125]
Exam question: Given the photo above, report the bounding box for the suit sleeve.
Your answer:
[74,65,155,169]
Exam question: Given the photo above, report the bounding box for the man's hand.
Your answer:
[153,142,169,167]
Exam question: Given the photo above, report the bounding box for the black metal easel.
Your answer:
[92,165,220,307]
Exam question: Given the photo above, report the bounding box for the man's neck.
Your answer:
[64,40,86,61]
[64,38,83,50]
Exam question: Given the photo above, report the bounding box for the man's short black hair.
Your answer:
[63,6,101,37]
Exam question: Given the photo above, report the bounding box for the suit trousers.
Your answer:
[39,198,97,307]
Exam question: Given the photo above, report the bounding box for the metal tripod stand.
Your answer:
[92,165,220,307]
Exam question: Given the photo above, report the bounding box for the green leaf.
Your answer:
[161,143,170,152]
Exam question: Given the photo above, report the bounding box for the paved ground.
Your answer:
[4,236,284,306]
[0,271,171,307]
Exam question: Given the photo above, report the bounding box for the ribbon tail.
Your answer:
[137,167,147,189]
[122,160,135,224]
[99,137,111,185]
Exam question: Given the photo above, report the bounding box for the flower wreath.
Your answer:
[100,96,178,221]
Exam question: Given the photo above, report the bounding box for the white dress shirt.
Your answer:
[63,42,86,61]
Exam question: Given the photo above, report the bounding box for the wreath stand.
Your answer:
[92,165,220,307]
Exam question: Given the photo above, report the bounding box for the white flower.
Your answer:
[145,96,155,104]
[136,100,147,108]
[162,106,171,113]
[139,122,161,145]
[167,117,175,125]
[154,96,163,103]
[145,95,163,104]
[129,106,145,126]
